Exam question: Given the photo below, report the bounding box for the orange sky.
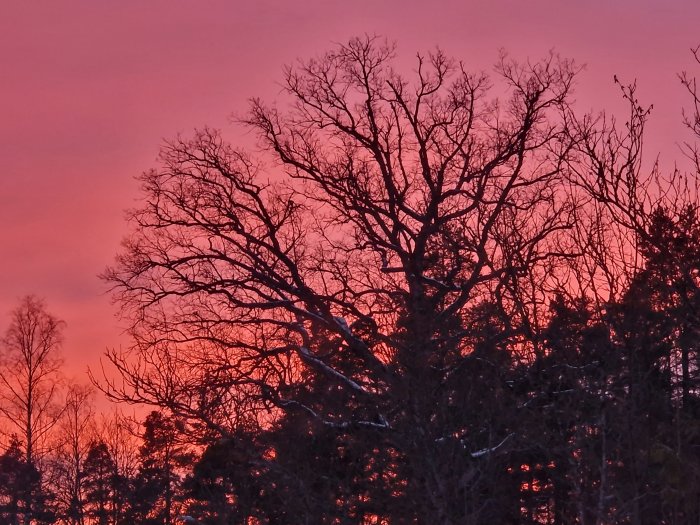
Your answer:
[1,0,699,380]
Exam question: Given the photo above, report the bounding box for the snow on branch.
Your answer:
[277,397,390,430]
[298,345,369,395]
[470,433,514,459]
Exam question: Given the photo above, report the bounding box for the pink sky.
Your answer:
[1,0,699,379]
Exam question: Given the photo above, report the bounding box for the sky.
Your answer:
[1,0,700,381]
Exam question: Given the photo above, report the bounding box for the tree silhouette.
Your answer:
[88,38,700,523]
[0,437,55,525]
[82,441,117,525]
[604,207,700,523]
[0,437,32,525]
[0,296,64,524]
[132,412,192,525]
[51,384,95,525]
[102,35,586,523]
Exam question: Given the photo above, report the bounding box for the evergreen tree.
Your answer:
[0,437,54,525]
[82,441,117,525]
[132,412,192,525]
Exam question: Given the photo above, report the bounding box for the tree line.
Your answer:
[0,296,189,524]
[4,36,700,523]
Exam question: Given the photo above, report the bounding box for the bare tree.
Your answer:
[0,295,65,524]
[680,45,700,173]
[96,409,140,484]
[103,36,590,522]
[0,296,64,464]
[95,409,141,525]
[50,384,96,525]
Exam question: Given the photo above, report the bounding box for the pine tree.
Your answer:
[0,437,54,525]
[132,412,192,525]
[82,441,117,525]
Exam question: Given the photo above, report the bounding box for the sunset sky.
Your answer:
[2,0,700,378]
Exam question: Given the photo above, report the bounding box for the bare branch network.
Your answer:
[88,36,700,523]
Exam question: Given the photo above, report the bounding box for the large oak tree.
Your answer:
[102,36,693,523]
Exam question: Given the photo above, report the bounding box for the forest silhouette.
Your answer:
[3,36,700,524]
